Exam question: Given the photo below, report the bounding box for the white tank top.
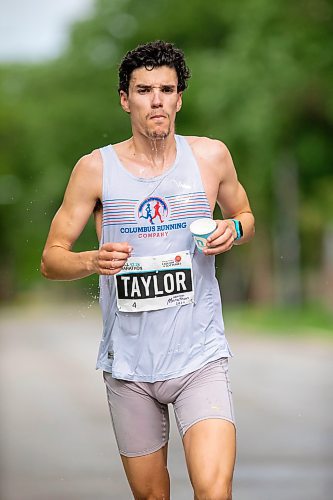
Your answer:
[96,135,232,382]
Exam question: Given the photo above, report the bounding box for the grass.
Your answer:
[225,303,333,337]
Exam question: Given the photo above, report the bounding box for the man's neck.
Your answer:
[129,133,177,172]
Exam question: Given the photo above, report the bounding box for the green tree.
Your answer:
[0,0,332,307]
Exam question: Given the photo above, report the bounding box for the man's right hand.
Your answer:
[94,242,132,275]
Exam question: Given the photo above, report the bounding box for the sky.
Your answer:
[0,0,94,62]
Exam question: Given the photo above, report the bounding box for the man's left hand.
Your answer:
[203,219,236,255]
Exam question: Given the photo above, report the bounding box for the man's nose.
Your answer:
[151,89,163,107]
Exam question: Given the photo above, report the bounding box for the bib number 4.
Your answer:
[115,251,194,312]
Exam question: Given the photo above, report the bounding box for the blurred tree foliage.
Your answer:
[0,0,332,304]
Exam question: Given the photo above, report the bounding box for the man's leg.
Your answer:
[183,419,236,500]
[172,358,236,500]
[103,372,171,499]
[121,444,170,500]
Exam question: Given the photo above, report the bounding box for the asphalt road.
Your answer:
[1,303,332,500]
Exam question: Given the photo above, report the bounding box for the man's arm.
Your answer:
[41,151,131,280]
[192,138,255,256]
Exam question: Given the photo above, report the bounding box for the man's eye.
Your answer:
[138,88,150,94]
[162,87,174,93]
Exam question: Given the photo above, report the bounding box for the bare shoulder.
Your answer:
[66,148,103,201]
[185,136,234,184]
[185,136,230,164]
[72,148,103,177]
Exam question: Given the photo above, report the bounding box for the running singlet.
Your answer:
[96,135,232,382]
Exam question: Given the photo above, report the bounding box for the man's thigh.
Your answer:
[173,357,235,438]
[121,444,170,500]
[103,372,170,457]
[104,373,171,498]
[173,357,236,497]
[183,419,236,498]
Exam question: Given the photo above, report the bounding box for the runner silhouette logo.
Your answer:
[138,197,168,225]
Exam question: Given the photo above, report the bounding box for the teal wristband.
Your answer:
[231,219,243,240]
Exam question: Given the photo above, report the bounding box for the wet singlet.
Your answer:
[96,135,232,382]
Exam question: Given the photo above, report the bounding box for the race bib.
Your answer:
[115,251,194,312]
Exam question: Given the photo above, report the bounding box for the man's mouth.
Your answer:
[149,114,167,120]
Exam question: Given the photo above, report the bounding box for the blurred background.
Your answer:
[1,0,333,325]
[0,0,332,499]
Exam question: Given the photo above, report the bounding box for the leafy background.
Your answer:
[0,0,332,329]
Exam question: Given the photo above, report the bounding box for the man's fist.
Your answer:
[94,242,132,275]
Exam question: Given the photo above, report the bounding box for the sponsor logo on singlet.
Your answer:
[103,192,211,238]
[138,196,168,225]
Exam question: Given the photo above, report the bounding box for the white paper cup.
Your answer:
[189,218,217,252]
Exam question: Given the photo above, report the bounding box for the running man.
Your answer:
[140,202,153,223]
[41,40,255,500]
[152,200,164,223]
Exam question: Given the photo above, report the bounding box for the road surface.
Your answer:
[1,303,332,499]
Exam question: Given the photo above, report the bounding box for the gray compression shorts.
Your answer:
[103,357,235,457]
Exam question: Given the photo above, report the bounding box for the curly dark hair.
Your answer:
[118,40,191,94]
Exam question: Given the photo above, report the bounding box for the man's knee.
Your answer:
[132,478,170,500]
[132,481,170,500]
[194,478,232,500]
[134,493,169,500]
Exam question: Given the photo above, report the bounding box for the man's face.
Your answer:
[120,66,182,140]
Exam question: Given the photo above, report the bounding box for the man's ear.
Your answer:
[120,90,130,113]
[176,92,183,112]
